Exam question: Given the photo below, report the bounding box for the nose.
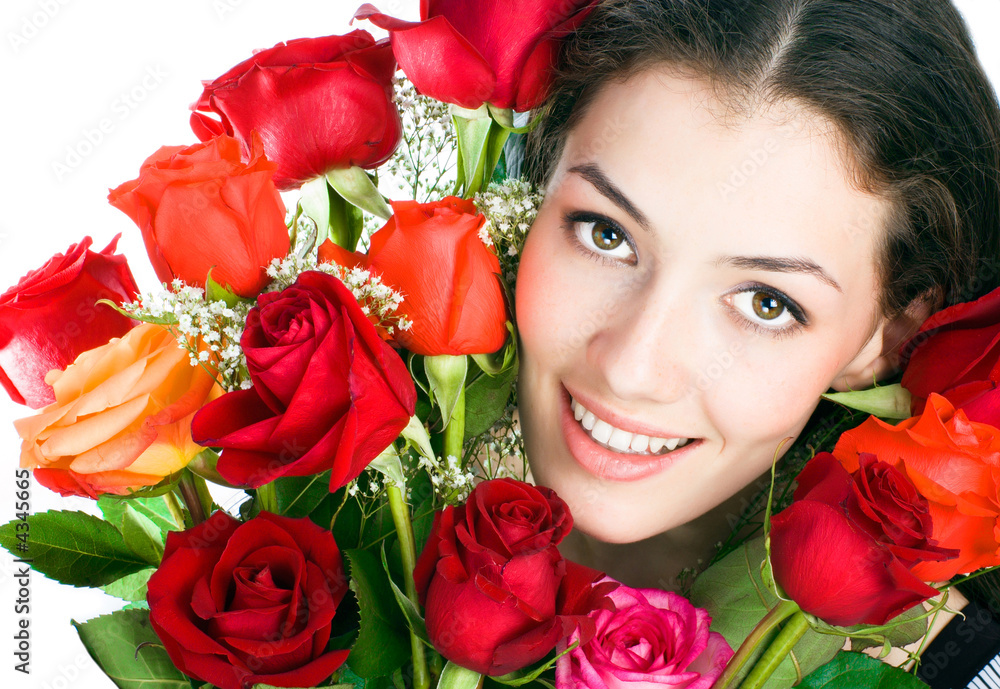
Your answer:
[585,276,694,404]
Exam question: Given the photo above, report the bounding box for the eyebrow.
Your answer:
[717,256,843,292]
[567,163,652,231]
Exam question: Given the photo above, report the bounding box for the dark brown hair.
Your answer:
[525,0,1000,315]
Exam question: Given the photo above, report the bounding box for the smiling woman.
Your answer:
[516,0,1000,590]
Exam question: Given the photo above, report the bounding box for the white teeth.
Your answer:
[630,434,650,453]
[608,428,633,451]
[571,396,691,456]
[591,419,613,443]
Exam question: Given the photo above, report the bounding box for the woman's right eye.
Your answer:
[565,213,637,265]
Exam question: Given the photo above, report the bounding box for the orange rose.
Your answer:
[16,323,221,498]
[320,197,508,355]
[108,134,289,297]
[832,394,1000,580]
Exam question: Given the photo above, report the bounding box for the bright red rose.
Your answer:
[191,31,401,190]
[147,511,349,689]
[0,235,138,408]
[357,0,600,111]
[191,270,416,491]
[769,453,945,626]
[108,134,289,297]
[320,197,508,356]
[901,286,1000,425]
[833,394,1000,581]
[414,478,593,675]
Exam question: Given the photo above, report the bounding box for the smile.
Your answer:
[571,397,692,455]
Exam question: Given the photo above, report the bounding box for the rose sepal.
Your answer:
[822,383,912,420]
[471,322,517,377]
[451,104,511,197]
[326,166,394,220]
[491,640,580,686]
[436,661,484,689]
[425,354,469,432]
[299,176,365,251]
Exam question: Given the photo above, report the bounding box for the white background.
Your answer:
[0,1,997,688]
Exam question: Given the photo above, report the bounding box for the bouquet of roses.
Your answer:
[5,2,1000,689]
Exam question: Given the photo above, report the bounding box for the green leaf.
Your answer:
[345,549,411,678]
[326,166,393,220]
[464,358,518,440]
[425,354,469,431]
[798,651,929,688]
[121,505,165,565]
[437,661,483,689]
[73,608,191,689]
[379,544,430,644]
[100,568,154,603]
[0,511,152,587]
[98,494,182,534]
[690,537,843,687]
[274,471,333,518]
[822,384,911,420]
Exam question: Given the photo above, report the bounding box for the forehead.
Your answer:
[553,68,891,284]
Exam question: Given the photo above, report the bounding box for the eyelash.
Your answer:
[560,210,808,339]
[725,284,809,340]
[561,211,637,266]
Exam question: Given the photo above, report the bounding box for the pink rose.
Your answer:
[557,582,733,689]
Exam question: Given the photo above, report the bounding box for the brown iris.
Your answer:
[752,292,786,320]
[592,221,624,251]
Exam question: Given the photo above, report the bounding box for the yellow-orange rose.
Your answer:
[16,323,221,498]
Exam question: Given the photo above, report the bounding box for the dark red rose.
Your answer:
[769,453,949,626]
[414,478,592,675]
[357,0,601,111]
[191,31,401,190]
[0,235,138,408]
[147,511,349,689]
[901,286,1000,425]
[191,270,416,491]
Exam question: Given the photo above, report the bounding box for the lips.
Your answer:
[559,386,699,482]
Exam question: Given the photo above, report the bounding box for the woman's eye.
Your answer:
[570,215,636,264]
[729,289,800,329]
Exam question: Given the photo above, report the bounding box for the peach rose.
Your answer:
[833,393,1000,581]
[16,323,221,498]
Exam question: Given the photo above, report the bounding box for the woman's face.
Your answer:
[516,69,894,543]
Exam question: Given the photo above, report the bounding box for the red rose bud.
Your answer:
[834,395,1000,581]
[191,31,401,191]
[413,478,578,675]
[900,285,1000,425]
[320,197,508,356]
[357,0,601,111]
[769,453,949,627]
[0,236,138,408]
[191,270,416,491]
[147,511,350,689]
[108,134,289,298]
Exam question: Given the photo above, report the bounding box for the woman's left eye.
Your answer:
[565,212,637,265]
[727,287,806,332]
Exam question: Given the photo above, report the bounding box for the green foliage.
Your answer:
[464,357,518,440]
[799,652,929,688]
[274,471,334,518]
[73,609,191,689]
[0,510,152,587]
[345,549,411,678]
[100,568,154,603]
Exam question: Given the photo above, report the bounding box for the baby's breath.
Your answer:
[387,77,457,202]
[418,453,478,504]
[475,180,544,288]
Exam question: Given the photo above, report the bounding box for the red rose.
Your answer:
[901,286,1000,425]
[108,134,289,297]
[357,0,600,111]
[0,235,138,408]
[414,478,585,675]
[769,453,945,626]
[191,270,416,491]
[320,197,508,355]
[833,394,1000,580]
[147,511,349,689]
[191,31,401,191]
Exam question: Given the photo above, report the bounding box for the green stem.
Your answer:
[738,610,811,689]
[387,483,430,689]
[443,385,466,464]
[176,471,212,526]
[257,481,278,514]
[715,599,800,689]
